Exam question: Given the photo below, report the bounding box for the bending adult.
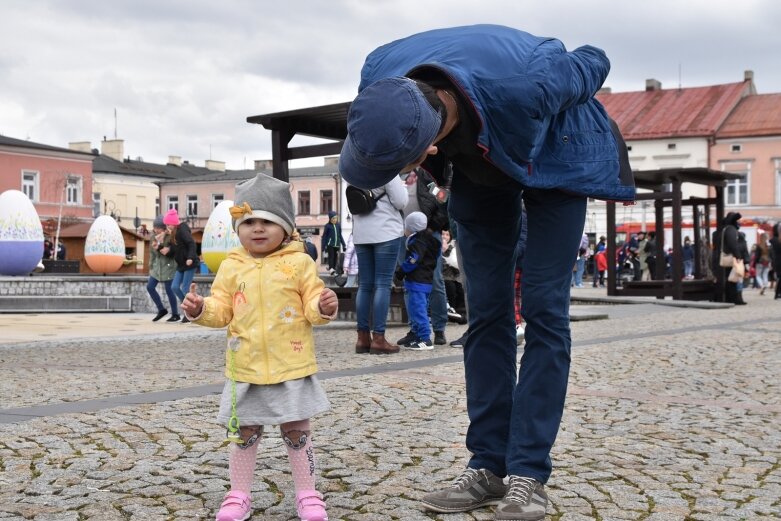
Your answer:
[338,24,634,520]
[161,209,199,322]
[352,177,408,355]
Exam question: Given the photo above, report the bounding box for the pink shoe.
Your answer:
[215,490,251,521]
[296,490,328,521]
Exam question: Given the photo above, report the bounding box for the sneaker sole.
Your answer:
[421,497,502,513]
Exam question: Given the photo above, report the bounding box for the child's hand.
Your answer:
[319,288,338,317]
[181,283,204,317]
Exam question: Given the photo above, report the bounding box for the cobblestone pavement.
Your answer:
[1,288,780,520]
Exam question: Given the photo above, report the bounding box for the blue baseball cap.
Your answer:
[339,77,442,189]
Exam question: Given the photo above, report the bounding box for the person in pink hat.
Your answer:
[159,208,199,322]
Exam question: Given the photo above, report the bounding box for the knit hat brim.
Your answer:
[234,210,293,235]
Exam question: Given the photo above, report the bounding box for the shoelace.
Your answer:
[452,468,483,489]
[505,476,537,504]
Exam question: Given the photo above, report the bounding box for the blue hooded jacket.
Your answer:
[359,24,635,202]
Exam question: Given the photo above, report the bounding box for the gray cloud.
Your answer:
[2,0,780,168]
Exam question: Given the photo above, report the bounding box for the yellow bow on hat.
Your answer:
[229,202,253,220]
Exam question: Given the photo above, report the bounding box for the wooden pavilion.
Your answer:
[606,167,743,301]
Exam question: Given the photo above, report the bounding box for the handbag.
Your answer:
[719,228,734,267]
[728,258,745,283]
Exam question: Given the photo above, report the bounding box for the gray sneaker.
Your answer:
[421,468,508,513]
[494,476,548,520]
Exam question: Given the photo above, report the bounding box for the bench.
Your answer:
[619,279,716,301]
[331,286,408,323]
[0,295,133,313]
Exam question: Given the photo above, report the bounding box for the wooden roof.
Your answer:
[247,102,350,141]
[633,167,743,190]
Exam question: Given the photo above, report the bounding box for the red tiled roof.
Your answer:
[596,81,752,140]
[716,93,781,138]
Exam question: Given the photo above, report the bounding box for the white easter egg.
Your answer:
[84,215,125,273]
[201,200,241,272]
[0,189,44,276]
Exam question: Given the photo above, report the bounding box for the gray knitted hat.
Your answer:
[404,211,427,233]
[232,173,295,234]
[152,215,165,229]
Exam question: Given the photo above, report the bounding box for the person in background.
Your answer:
[147,216,179,322]
[396,211,441,350]
[712,212,744,305]
[682,236,695,279]
[321,211,346,276]
[181,173,337,521]
[513,204,528,343]
[43,239,53,260]
[770,223,781,300]
[342,231,359,287]
[441,229,466,323]
[644,231,657,280]
[593,248,607,287]
[302,233,319,262]
[352,177,408,355]
[396,168,450,347]
[161,209,199,322]
[55,240,67,260]
[754,232,771,295]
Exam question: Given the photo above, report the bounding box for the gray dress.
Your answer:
[217,375,330,427]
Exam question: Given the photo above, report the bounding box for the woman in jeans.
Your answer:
[147,215,179,322]
[161,209,199,322]
[352,176,408,354]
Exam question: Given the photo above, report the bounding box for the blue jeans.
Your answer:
[147,277,178,314]
[450,173,586,484]
[356,237,403,334]
[406,286,432,340]
[172,268,197,303]
[572,256,585,286]
[683,259,694,278]
[399,231,448,333]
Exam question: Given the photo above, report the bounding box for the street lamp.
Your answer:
[104,200,121,222]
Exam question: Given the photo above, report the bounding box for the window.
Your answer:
[212,193,224,208]
[297,191,310,215]
[726,174,749,205]
[66,176,81,204]
[667,143,677,150]
[167,195,179,211]
[187,195,198,217]
[155,198,160,217]
[731,144,742,153]
[22,170,38,201]
[93,192,101,217]
[320,190,333,215]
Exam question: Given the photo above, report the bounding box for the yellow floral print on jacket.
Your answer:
[193,240,330,385]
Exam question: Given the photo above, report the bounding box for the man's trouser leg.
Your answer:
[506,188,586,483]
[449,173,522,478]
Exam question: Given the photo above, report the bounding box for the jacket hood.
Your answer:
[227,240,306,262]
[722,212,742,227]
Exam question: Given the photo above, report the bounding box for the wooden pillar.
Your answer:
[654,195,665,298]
[671,178,683,299]
[606,201,617,296]
[270,128,295,182]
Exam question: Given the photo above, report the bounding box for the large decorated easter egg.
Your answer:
[201,200,241,272]
[0,190,44,276]
[84,215,125,273]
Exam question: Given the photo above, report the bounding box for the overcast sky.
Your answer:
[2,0,780,170]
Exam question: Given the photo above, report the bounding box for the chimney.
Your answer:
[69,141,92,153]
[597,87,612,95]
[645,79,662,91]
[101,139,124,161]
[205,159,225,172]
[324,156,339,168]
[168,155,182,166]
[254,159,272,171]
[744,70,754,82]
